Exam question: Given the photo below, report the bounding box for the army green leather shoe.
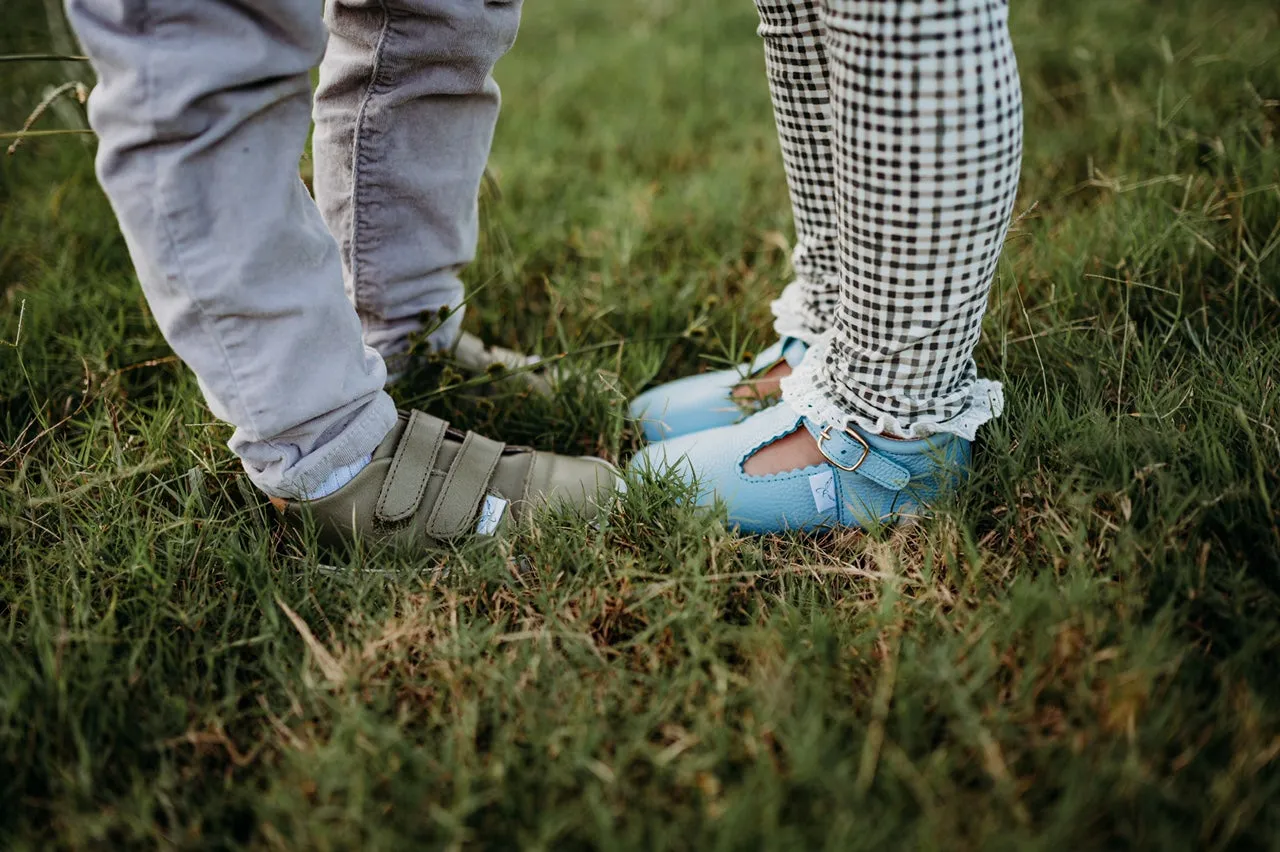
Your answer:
[385,331,556,394]
[272,410,620,549]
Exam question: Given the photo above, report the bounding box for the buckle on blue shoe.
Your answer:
[816,424,871,473]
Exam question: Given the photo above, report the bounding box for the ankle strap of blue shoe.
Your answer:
[802,418,911,491]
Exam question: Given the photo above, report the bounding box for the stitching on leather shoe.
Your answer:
[520,451,540,513]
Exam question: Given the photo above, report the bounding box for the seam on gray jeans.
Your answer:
[346,0,394,315]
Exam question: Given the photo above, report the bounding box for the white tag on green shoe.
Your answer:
[475,495,508,536]
[809,471,836,513]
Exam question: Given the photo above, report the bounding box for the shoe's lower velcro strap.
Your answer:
[375,410,449,522]
[425,431,506,539]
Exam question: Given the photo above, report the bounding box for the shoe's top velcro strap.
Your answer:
[375,410,449,523]
[803,419,912,492]
[425,431,506,539]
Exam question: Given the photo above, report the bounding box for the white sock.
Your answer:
[307,453,372,500]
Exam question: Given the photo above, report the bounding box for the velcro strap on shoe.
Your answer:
[375,410,449,523]
[424,431,506,539]
[804,419,912,492]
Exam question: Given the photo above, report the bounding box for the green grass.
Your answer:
[3,0,1280,847]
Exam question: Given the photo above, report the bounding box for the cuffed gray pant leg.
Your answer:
[67,0,398,498]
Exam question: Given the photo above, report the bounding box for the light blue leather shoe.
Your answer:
[629,338,808,442]
[630,402,971,535]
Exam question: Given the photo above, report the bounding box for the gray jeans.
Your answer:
[65,0,522,498]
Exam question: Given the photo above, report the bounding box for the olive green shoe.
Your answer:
[385,331,556,394]
[451,331,554,394]
[272,410,620,549]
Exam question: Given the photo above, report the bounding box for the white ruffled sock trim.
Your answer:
[769,279,830,346]
[779,329,1005,442]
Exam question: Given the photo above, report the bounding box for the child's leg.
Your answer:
[754,0,842,345]
[66,0,616,533]
[634,0,1022,531]
[312,0,522,361]
[780,0,1022,442]
[633,0,1018,454]
[66,0,398,499]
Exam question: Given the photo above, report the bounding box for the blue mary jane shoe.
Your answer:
[629,338,808,443]
[631,402,971,535]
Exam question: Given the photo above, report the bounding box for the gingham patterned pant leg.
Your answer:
[754,0,842,343]
[778,0,1023,440]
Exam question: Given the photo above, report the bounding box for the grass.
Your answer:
[2,0,1279,847]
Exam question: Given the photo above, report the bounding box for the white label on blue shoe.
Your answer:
[475,495,508,536]
[808,471,837,513]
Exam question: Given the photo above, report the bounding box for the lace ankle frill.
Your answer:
[778,328,1005,442]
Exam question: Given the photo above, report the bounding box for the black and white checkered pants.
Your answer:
[758,0,1023,440]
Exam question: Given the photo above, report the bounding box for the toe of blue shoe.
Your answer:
[629,338,805,444]
[629,372,749,443]
[628,386,679,443]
